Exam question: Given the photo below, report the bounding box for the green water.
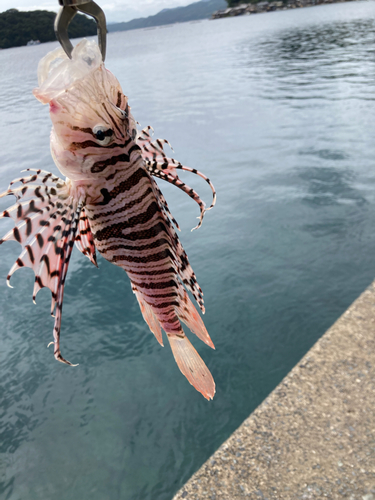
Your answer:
[1,2,375,499]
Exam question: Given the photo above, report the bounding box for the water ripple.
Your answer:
[1,3,375,500]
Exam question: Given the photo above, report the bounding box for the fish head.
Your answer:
[33,39,137,182]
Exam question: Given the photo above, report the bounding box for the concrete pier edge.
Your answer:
[173,282,375,499]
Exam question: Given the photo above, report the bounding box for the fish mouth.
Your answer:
[33,39,103,105]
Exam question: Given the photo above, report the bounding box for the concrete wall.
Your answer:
[173,282,375,499]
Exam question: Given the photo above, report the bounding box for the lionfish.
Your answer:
[0,40,216,400]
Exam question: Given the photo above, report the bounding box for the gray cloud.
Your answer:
[1,0,195,23]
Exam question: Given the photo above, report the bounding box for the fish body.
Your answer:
[0,40,216,399]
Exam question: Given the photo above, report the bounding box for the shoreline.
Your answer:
[212,0,362,19]
[173,280,375,499]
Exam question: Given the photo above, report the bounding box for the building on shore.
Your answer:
[211,0,356,18]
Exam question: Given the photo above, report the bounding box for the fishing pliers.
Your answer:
[55,0,107,61]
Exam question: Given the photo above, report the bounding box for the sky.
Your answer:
[0,0,196,23]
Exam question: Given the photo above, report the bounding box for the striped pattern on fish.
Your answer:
[0,39,216,399]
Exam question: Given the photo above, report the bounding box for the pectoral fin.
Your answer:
[0,169,84,365]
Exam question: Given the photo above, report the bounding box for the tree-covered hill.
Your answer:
[108,0,226,33]
[0,9,97,49]
[225,0,272,5]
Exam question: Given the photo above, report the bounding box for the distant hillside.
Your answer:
[0,9,96,49]
[107,0,227,33]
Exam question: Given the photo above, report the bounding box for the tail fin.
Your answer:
[176,288,215,349]
[132,283,215,399]
[168,334,215,400]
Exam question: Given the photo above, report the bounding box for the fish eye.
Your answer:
[95,130,105,141]
[93,125,114,145]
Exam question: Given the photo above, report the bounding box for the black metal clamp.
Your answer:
[54,0,107,61]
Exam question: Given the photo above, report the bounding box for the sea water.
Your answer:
[0,2,375,498]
